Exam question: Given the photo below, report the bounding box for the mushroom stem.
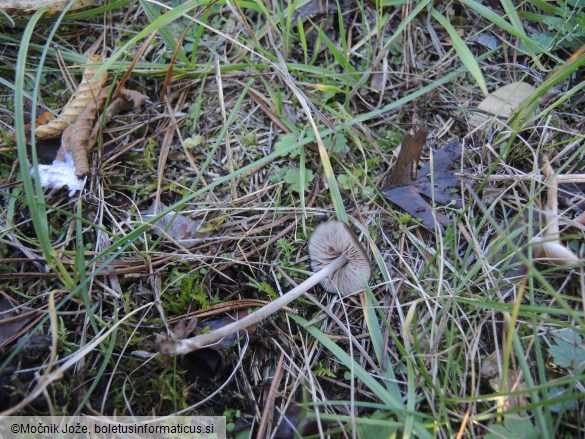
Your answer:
[170,254,349,355]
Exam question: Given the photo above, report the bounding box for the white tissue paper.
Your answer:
[31,152,84,197]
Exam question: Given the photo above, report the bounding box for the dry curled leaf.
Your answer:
[382,126,462,230]
[56,86,148,177]
[34,54,107,139]
[31,86,149,190]
[56,87,109,176]
[0,0,94,14]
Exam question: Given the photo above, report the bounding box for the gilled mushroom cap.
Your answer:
[308,220,371,296]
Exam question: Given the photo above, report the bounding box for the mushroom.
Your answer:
[166,220,371,355]
[308,220,372,297]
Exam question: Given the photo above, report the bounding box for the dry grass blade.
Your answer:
[0,303,152,416]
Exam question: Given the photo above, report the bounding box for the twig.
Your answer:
[257,353,285,439]
[456,172,585,183]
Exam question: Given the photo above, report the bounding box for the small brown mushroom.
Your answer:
[309,220,371,297]
[165,220,371,355]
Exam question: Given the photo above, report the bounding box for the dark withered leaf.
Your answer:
[290,0,344,22]
[382,127,462,231]
[144,202,205,243]
[273,403,330,438]
[0,297,41,349]
[417,140,463,206]
[181,314,254,375]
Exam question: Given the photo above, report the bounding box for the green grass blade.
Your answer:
[138,0,190,66]
[14,6,74,288]
[92,0,205,78]
[297,16,309,65]
[363,285,402,401]
[432,8,488,95]
[64,0,133,20]
[73,306,118,415]
[499,0,528,39]
[460,0,561,62]
[290,314,433,439]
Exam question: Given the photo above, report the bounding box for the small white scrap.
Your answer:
[31,153,84,197]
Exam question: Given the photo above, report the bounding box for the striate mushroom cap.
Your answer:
[308,220,371,296]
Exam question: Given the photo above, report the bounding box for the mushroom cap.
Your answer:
[308,220,371,296]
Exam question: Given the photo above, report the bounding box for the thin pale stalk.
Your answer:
[456,173,585,183]
[171,254,349,355]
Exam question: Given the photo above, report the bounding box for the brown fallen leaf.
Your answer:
[0,296,42,349]
[57,88,109,177]
[0,0,94,15]
[481,351,528,411]
[23,97,55,128]
[382,126,462,230]
[469,81,537,129]
[55,86,149,177]
[144,201,207,244]
[32,86,149,192]
[34,54,107,139]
